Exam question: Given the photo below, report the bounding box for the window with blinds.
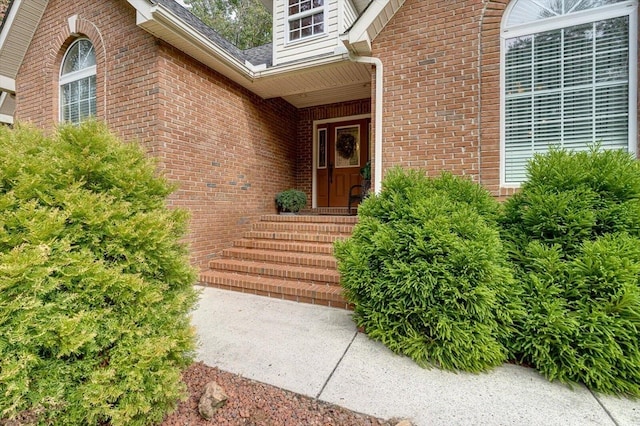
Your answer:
[502,0,636,184]
[60,39,96,124]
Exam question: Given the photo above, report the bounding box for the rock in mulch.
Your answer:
[161,361,395,425]
[198,380,229,420]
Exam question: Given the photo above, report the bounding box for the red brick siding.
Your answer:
[15,0,298,269]
[374,0,640,196]
[156,43,298,267]
[374,0,484,186]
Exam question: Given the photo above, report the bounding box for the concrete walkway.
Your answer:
[191,286,640,426]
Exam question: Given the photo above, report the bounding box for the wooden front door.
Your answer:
[316,118,370,207]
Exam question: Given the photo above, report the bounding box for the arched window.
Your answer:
[60,38,96,123]
[501,0,637,184]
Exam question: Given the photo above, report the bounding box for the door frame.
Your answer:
[312,114,371,208]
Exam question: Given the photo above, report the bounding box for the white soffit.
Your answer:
[0,0,48,87]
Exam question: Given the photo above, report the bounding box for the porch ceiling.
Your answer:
[253,60,373,108]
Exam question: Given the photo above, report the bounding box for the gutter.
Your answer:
[131,0,361,84]
[348,54,383,194]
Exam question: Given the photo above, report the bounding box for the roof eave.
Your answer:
[128,0,360,99]
[130,0,256,80]
[340,0,406,56]
[0,75,15,93]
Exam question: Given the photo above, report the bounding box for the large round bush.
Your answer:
[501,147,640,396]
[0,122,198,424]
[335,169,522,372]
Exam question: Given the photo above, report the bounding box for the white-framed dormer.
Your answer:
[272,0,360,66]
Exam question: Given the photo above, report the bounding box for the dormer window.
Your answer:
[288,0,324,41]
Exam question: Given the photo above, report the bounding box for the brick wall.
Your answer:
[15,0,298,268]
[374,0,639,197]
[374,0,486,187]
[15,0,160,142]
[156,43,298,267]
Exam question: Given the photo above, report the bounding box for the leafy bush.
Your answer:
[0,122,198,424]
[501,147,640,257]
[335,169,522,372]
[275,189,307,213]
[501,147,640,396]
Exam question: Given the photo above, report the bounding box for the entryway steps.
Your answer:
[199,214,356,309]
[243,231,349,243]
[208,259,340,283]
[252,221,355,234]
[233,239,335,255]
[222,248,337,268]
[262,214,357,223]
[199,270,345,306]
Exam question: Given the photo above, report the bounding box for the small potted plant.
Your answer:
[275,189,307,214]
[360,161,371,193]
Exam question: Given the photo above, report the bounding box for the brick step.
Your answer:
[207,259,341,284]
[299,208,355,216]
[222,247,337,268]
[252,221,355,234]
[244,230,350,244]
[199,270,349,309]
[261,214,358,224]
[233,238,335,255]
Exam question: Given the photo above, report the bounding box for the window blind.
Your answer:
[504,15,630,183]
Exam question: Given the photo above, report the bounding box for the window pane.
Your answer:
[573,0,626,12]
[289,11,323,40]
[504,12,631,183]
[60,76,96,124]
[506,0,626,27]
[62,39,95,76]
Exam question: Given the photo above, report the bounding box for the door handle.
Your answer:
[329,162,333,184]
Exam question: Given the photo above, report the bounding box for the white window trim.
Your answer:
[499,0,638,187]
[59,38,97,123]
[287,1,327,44]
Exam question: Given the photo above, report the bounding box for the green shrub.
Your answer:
[502,147,640,396]
[275,189,307,213]
[335,169,522,372]
[501,147,640,258]
[0,122,198,425]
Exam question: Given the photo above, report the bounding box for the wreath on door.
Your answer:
[336,133,356,159]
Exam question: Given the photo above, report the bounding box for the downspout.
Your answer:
[348,54,383,194]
